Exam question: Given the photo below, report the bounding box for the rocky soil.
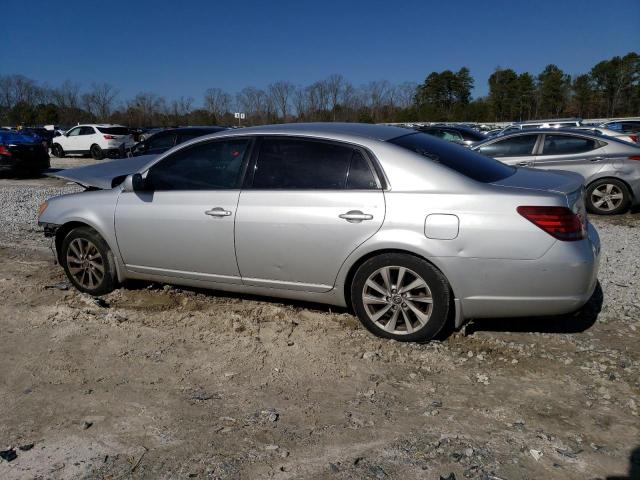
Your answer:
[0,167,638,479]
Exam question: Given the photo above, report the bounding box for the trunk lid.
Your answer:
[48,154,157,189]
[491,167,584,196]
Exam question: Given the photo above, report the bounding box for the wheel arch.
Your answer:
[54,220,124,281]
[341,248,461,327]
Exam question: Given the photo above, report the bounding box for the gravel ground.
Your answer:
[0,173,638,480]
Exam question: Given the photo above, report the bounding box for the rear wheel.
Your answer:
[586,179,630,215]
[351,253,450,342]
[52,144,65,158]
[90,144,104,160]
[61,226,117,295]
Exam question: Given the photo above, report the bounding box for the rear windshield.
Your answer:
[97,127,130,135]
[0,130,40,144]
[389,132,515,183]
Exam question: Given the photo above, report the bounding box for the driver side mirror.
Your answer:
[122,173,148,192]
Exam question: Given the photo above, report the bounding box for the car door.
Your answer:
[474,133,539,166]
[62,126,83,152]
[114,137,253,283]
[234,137,385,292]
[533,133,607,180]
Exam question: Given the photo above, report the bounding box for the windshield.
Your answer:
[97,126,130,135]
[389,132,515,183]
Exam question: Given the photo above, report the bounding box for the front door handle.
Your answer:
[205,207,232,217]
[339,210,373,223]
[517,161,532,167]
[590,156,605,162]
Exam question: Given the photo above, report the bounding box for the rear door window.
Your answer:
[80,126,95,135]
[541,135,599,155]
[252,138,377,189]
[97,126,129,135]
[476,134,538,157]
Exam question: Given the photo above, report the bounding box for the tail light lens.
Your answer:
[628,155,640,161]
[103,135,117,140]
[517,206,585,241]
[629,134,638,143]
[0,145,11,156]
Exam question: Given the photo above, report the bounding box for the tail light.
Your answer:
[0,145,11,156]
[103,135,117,140]
[629,155,640,161]
[517,206,585,241]
[629,134,638,143]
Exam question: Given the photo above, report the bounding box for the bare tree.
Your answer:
[52,80,81,110]
[128,92,166,126]
[325,74,345,120]
[203,88,232,120]
[82,83,118,121]
[268,81,295,120]
[395,81,418,109]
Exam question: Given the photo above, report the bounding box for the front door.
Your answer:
[475,133,539,167]
[235,137,385,292]
[114,137,252,283]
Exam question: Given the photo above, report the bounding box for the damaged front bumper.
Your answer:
[39,222,60,238]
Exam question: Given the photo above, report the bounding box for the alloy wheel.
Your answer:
[66,238,105,289]
[591,183,624,212]
[361,266,433,335]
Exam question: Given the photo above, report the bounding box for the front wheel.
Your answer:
[52,144,65,158]
[350,253,450,342]
[61,226,117,295]
[586,179,630,215]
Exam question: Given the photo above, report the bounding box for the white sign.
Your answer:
[234,112,246,119]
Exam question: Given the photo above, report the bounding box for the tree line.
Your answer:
[0,52,637,128]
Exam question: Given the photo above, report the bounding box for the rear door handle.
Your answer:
[339,210,373,223]
[205,207,232,217]
[590,156,605,162]
[517,161,532,167]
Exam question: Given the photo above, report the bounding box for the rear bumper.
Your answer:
[448,222,601,319]
[0,156,50,173]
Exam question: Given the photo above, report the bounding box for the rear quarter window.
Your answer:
[389,133,515,183]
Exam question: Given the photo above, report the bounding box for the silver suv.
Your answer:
[39,123,600,342]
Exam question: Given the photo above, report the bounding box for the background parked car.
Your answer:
[415,125,486,146]
[20,127,55,149]
[51,124,134,160]
[497,118,583,136]
[472,129,640,215]
[599,119,640,137]
[128,126,227,156]
[0,129,50,177]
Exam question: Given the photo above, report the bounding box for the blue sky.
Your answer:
[3,0,639,105]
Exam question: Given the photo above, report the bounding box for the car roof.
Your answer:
[474,128,638,147]
[224,123,411,142]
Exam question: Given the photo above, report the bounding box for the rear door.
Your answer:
[235,136,385,292]
[533,133,607,180]
[475,133,539,166]
[78,126,97,152]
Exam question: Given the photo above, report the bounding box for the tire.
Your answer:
[350,253,450,342]
[52,144,65,158]
[61,226,117,296]
[586,178,630,215]
[90,144,104,160]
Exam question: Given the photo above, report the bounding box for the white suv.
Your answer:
[51,124,134,159]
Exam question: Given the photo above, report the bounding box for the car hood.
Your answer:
[48,154,158,189]
[491,167,585,195]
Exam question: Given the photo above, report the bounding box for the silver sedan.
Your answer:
[472,129,640,215]
[38,123,600,342]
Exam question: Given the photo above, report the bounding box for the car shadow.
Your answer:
[463,282,603,335]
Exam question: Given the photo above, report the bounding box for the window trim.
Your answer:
[144,136,256,191]
[243,135,386,191]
